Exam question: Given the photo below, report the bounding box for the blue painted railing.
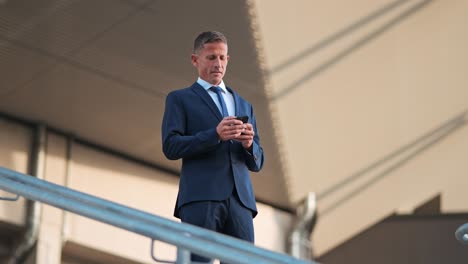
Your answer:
[0,166,315,264]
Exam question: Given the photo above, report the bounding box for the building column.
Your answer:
[36,133,69,264]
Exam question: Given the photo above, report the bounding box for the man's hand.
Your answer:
[235,123,254,149]
[216,116,245,141]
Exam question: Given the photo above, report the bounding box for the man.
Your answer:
[161,31,264,262]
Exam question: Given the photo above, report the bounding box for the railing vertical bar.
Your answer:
[176,247,191,264]
[0,194,19,201]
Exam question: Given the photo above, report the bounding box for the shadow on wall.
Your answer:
[317,213,468,264]
[315,110,467,217]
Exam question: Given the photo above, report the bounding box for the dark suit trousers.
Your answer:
[179,191,255,263]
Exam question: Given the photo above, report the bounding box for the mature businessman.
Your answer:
[162,31,264,262]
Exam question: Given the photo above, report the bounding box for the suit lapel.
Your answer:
[191,82,223,120]
[227,86,240,116]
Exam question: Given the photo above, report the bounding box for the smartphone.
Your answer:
[235,116,249,123]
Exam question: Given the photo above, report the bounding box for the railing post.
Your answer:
[176,247,191,264]
[288,192,317,260]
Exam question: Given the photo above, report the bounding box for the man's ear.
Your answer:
[191,54,198,67]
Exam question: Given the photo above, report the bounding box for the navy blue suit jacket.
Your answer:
[162,82,264,218]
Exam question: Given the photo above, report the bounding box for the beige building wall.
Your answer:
[252,0,468,256]
[0,117,31,225]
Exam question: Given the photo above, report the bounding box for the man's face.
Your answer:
[191,41,229,85]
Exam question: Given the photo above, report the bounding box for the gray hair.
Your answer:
[193,31,228,54]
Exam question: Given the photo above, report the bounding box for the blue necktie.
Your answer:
[210,86,229,117]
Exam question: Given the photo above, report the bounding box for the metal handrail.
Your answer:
[0,166,314,264]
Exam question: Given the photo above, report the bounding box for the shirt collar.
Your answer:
[197,77,227,93]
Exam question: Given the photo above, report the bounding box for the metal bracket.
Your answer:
[0,193,20,201]
[455,223,468,245]
[150,239,176,264]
